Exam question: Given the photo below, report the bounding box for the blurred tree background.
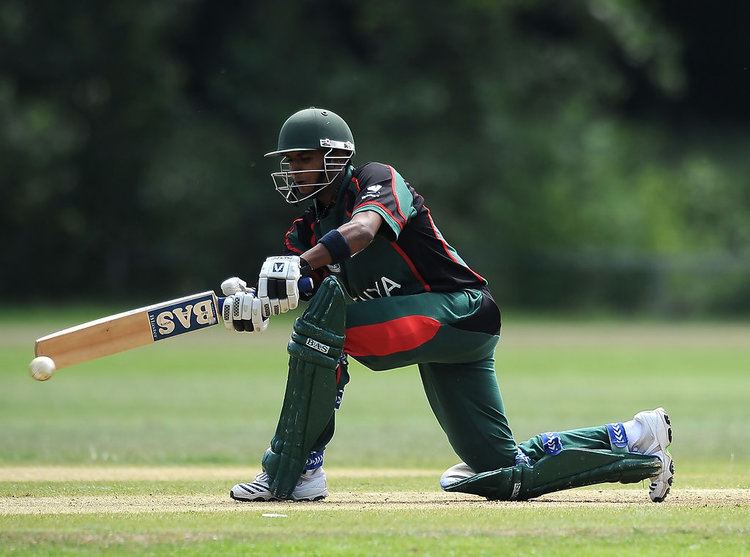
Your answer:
[1,0,748,314]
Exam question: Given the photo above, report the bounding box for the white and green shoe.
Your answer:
[630,407,674,503]
[230,467,328,502]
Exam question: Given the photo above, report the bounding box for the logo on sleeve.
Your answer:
[361,184,384,200]
[272,262,285,273]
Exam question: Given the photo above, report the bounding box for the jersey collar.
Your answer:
[313,164,354,220]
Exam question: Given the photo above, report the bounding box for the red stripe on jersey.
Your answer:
[388,165,407,222]
[308,219,317,245]
[425,206,486,283]
[344,315,441,357]
[284,218,305,254]
[390,241,431,292]
[284,237,303,254]
[351,176,361,192]
[354,200,405,230]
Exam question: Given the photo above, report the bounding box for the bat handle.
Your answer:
[216,276,314,308]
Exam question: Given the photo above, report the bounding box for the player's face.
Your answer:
[284,150,325,196]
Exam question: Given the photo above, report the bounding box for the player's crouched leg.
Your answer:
[441,409,674,502]
[440,447,661,502]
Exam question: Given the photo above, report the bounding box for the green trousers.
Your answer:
[342,287,613,472]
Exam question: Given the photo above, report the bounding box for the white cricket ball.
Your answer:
[29,356,56,381]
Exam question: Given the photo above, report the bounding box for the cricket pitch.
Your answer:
[2,466,749,515]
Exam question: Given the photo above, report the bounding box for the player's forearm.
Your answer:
[300,243,332,270]
[301,220,376,270]
[339,219,377,254]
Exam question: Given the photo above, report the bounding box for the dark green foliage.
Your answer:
[1,0,748,314]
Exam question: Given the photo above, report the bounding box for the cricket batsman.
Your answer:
[220,108,674,503]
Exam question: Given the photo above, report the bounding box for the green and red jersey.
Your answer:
[283,162,486,300]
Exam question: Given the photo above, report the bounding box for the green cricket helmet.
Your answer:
[265,108,355,204]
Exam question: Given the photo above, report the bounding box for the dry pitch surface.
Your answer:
[2,467,749,515]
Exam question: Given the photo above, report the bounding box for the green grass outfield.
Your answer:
[1,309,749,555]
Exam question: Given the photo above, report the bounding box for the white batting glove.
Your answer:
[222,289,268,333]
[220,276,248,296]
[258,255,302,317]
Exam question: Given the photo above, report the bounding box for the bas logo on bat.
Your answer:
[148,294,219,341]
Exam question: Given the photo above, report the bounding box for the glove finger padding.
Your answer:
[222,291,268,333]
[220,276,248,296]
[257,277,272,317]
[258,256,301,317]
[267,276,346,499]
[251,297,268,332]
[222,295,238,330]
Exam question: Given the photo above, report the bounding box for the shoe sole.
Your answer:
[649,409,674,503]
[650,457,674,503]
[230,490,327,502]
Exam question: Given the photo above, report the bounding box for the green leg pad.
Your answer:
[442,448,662,500]
[264,277,346,499]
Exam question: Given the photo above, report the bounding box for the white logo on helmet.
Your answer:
[320,139,354,150]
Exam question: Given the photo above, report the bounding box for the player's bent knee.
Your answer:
[452,443,517,474]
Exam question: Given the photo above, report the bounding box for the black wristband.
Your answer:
[318,229,352,264]
[299,257,313,276]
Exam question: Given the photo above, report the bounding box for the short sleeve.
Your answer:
[351,163,414,239]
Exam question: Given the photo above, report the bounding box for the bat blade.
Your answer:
[34,291,221,370]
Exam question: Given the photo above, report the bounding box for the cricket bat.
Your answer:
[33,291,224,372]
[31,278,313,375]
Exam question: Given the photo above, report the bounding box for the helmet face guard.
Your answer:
[271,143,353,204]
[265,108,355,204]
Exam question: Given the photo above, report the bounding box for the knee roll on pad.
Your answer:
[266,277,346,499]
[441,448,662,500]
